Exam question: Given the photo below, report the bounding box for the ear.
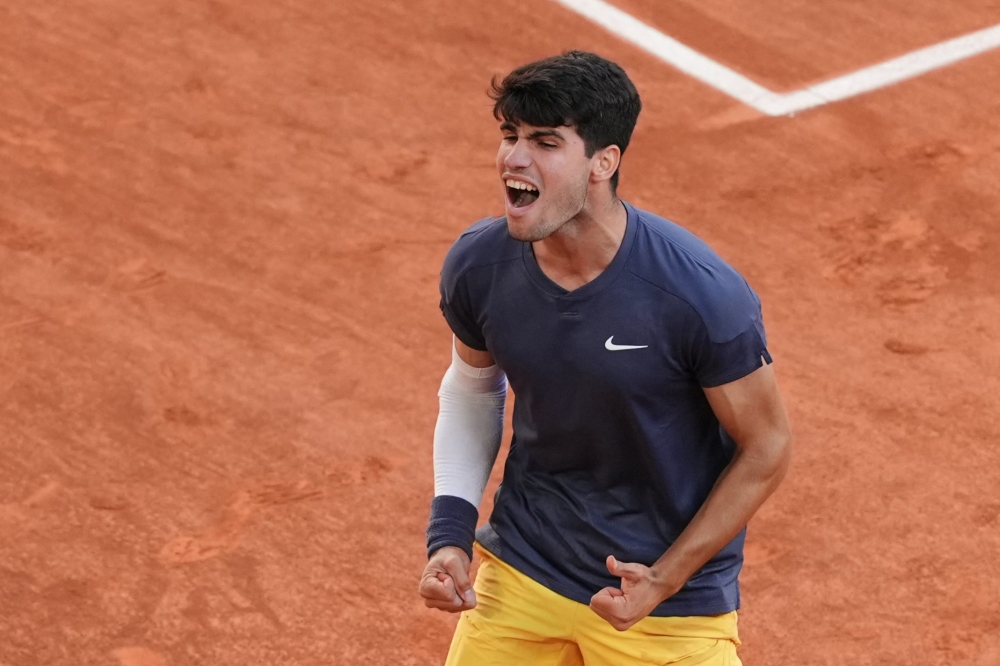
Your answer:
[590,144,622,185]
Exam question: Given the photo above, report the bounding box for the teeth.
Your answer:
[505,179,538,192]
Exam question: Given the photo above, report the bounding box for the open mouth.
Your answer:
[505,179,539,209]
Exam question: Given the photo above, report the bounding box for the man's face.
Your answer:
[496,121,594,242]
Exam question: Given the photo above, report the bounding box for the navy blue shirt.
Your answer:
[439,202,771,617]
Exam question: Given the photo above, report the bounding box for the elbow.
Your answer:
[771,428,793,487]
[742,427,792,490]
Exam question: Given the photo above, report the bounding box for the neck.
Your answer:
[532,195,628,291]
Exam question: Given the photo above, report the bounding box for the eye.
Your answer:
[538,141,557,149]
[502,135,517,143]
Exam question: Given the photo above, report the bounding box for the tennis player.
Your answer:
[419,51,792,666]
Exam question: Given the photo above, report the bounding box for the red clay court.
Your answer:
[1,1,999,664]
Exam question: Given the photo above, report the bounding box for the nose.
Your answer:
[502,138,531,171]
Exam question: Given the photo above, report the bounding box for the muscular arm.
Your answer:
[591,360,792,629]
[651,361,792,592]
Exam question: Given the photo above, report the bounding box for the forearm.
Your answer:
[426,341,507,559]
[432,364,506,506]
[651,436,791,596]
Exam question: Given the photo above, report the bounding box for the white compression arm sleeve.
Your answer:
[433,339,507,508]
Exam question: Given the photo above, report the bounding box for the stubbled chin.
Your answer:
[505,213,529,239]
[506,211,547,242]
[505,206,534,232]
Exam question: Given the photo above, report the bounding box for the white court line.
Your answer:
[551,0,1000,115]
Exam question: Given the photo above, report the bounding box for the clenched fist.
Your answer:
[419,546,477,612]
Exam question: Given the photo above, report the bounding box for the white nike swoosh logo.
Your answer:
[605,336,648,351]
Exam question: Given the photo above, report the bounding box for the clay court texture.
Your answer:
[1,0,999,664]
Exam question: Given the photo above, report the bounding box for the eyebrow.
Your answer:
[500,122,566,141]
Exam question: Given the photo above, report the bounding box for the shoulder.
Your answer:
[441,216,520,290]
[626,206,762,342]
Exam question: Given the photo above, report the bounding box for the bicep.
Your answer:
[702,361,791,452]
[454,336,495,369]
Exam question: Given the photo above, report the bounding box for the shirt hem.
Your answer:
[474,537,740,618]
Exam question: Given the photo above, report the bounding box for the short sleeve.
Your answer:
[439,280,487,351]
[688,287,772,388]
[439,241,488,352]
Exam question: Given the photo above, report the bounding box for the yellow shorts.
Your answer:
[446,545,742,666]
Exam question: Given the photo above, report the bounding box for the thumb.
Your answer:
[606,555,643,582]
[443,555,477,606]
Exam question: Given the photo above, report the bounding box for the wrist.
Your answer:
[429,545,471,565]
[426,495,478,561]
[649,561,685,602]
